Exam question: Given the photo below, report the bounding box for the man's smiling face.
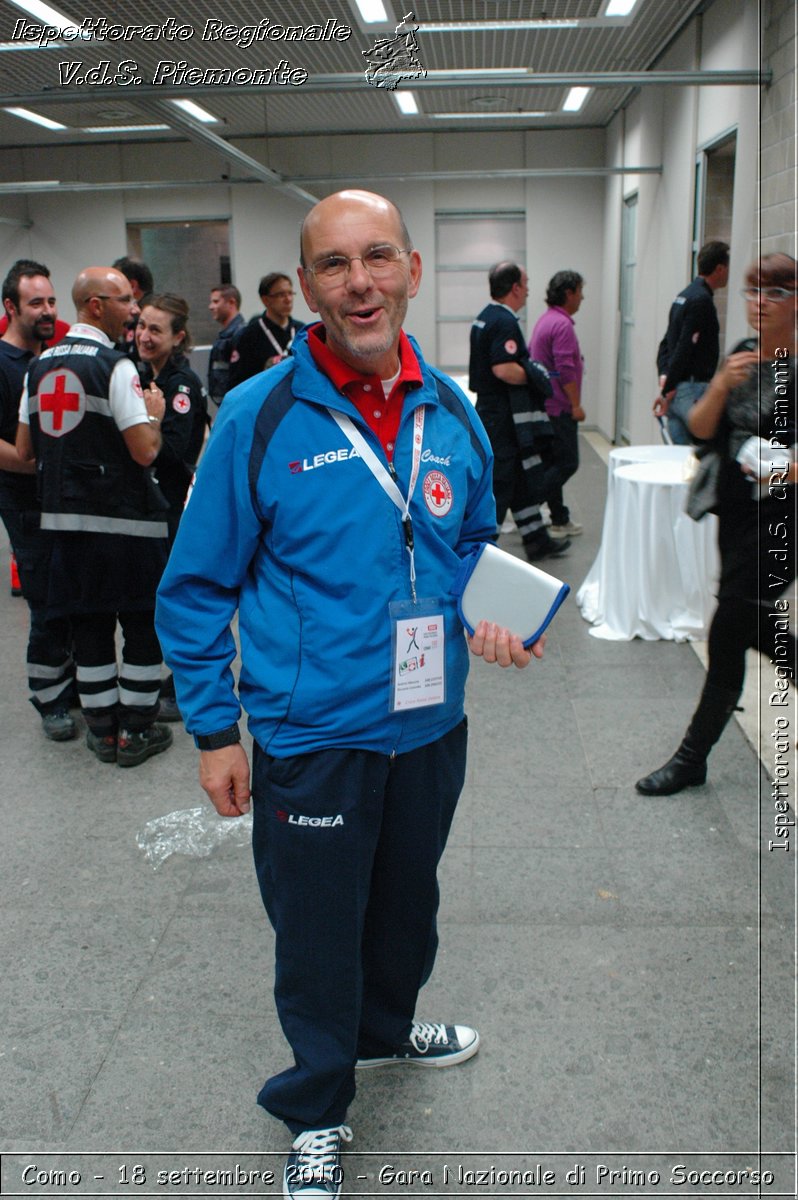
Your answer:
[298,190,421,378]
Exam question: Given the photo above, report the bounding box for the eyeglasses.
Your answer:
[306,244,411,283]
[266,290,295,300]
[741,287,796,302]
[91,293,133,304]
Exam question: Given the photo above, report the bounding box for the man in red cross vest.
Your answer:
[16,266,175,767]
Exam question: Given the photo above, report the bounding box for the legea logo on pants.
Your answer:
[276,810,344,828]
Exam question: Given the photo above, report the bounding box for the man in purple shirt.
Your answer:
[528,271,586,538]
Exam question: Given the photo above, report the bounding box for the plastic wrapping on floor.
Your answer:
[136,805,253,868]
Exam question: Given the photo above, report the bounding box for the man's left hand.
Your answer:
[467,620,545,668]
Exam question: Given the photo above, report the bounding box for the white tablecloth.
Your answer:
[577,449,719,641]
[609,444,693,472]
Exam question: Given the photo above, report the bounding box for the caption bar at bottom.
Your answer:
[0,1153,795,1196]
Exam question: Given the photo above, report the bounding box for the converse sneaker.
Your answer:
[86,729,118,763]
[283,1125,352,1200]
[356,1021,480,1068]
[41,707,77,742]
[117,723,173,768]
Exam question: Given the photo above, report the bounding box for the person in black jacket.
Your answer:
[207,284,245,408]
[0,259,75,741]
[112,255,154,363]
[227,272,305,391]
[17,266,173,767]
[469,261,568,561]
[654,240,729,443]
[136,293,209,724]
[136,294,208,540]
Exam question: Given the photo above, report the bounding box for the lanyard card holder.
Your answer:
[453,542,570,648]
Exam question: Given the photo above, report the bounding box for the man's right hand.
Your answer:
[199,744,252,817]
[653,390,673,417]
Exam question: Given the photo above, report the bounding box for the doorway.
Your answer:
[126,219,231,347]
[693,131,737,351]
[614,192,637,445]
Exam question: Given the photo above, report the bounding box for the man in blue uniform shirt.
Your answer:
[469,262,569,560]
[156,189,542,1200]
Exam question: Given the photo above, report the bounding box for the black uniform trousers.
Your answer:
[71,609,163,736]
[476,397,553,546]
[1,508,73,714]
[251,718,467,1135]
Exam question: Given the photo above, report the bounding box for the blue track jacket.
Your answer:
[155,330,496,758]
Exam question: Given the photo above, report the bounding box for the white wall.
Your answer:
[0,0,764,445]
[595,0,762,447]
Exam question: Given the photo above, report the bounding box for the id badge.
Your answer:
[389,598,446,712]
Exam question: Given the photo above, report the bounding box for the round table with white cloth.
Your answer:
[576,447,719,641]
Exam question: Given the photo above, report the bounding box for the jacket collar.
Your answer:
[291,325,436,421]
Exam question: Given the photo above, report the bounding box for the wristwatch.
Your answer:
[195,724,241,751]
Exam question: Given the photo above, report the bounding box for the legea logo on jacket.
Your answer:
[288,447,360,474]
[276,809,344,827]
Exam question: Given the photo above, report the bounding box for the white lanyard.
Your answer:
[259,319,295,360]
[328,405,425,602]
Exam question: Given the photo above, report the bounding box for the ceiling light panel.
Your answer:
[4,104,66,129]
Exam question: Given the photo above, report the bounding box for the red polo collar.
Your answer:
[307,323,422,460]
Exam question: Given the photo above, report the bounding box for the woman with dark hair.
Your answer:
[637,253,797,795]
[136,293,209,723]
[136,293,208,541]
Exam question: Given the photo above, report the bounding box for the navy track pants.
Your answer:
[251,718,468,1134]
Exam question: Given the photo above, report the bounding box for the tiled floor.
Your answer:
[1,435,794,1195]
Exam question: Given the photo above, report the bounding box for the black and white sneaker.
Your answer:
[356,1021,480,1068]
[283,1126,352,1200]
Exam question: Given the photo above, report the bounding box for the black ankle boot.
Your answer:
[635,747,707,795]
[635,683,741,797]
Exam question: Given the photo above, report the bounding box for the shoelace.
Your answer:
[291,1125,353,1182]
[409,1021,449,1053]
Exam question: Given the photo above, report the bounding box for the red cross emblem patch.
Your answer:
[172,393,191,414]
[37,368,85,438]
[422,470,453,518]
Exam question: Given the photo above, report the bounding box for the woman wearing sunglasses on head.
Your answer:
[637,253,797,796]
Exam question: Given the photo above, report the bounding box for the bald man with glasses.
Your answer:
[17,266,174,767]
[157,190,543,1199]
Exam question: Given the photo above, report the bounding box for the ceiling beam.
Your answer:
[288,166,664,183]
[0,178,256,194]
[0,165,663,196]
[0,69,768,111]
[132,99,318,205]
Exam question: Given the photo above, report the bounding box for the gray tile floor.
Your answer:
[1,438,794,1196]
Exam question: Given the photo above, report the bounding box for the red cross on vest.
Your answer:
[40,373,81,431]
[430,481,447,506]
